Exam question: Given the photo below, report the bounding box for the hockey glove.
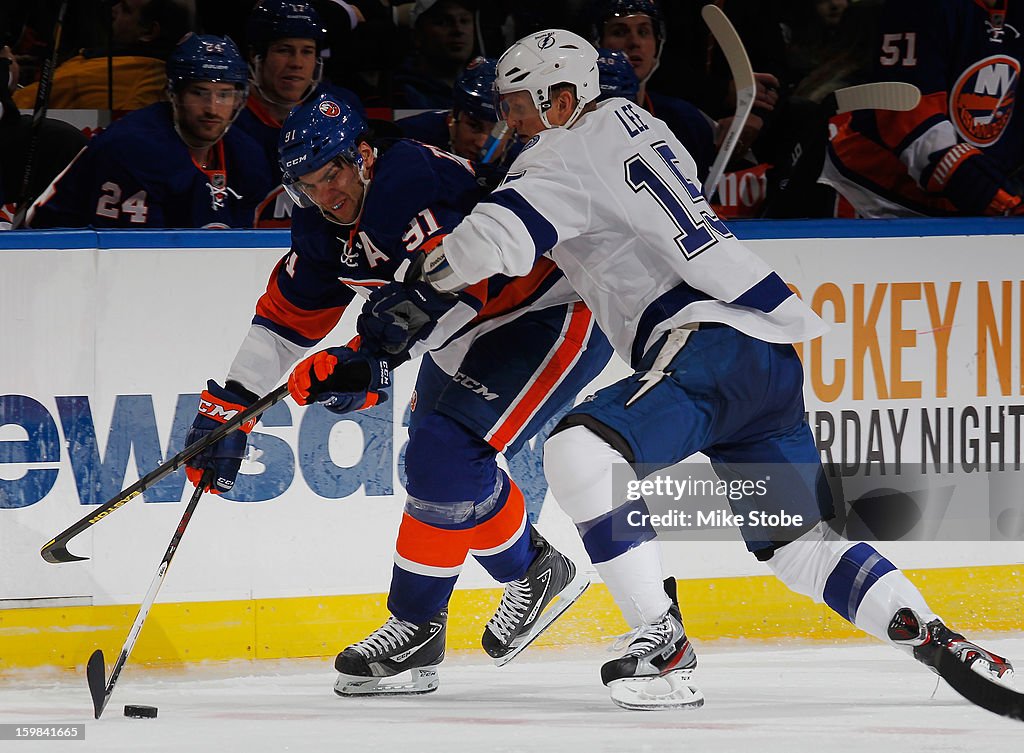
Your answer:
[356,281,459,356]
[288,347,391,414]
[185,380,259,494]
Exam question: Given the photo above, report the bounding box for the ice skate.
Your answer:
[601,578,704,710]
[888,607,1014,685]
[334,609,447,696]
[482,527,590,667]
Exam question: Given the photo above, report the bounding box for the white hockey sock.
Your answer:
[596,540,672,628]
[850,569,937,644]
[767,522,938,644]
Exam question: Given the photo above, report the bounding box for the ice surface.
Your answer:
[2,637,1022,753]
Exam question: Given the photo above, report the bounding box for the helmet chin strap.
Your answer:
[538,91,587,130]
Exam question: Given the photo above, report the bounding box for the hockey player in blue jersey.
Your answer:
[182,92,612,695]
[237,0,364,227]
[27,34,275,229]
[365,29,1014,710]
[396,56,516,166]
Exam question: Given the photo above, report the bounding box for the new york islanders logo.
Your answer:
[318,100,342,117]
[950,55,1020,147]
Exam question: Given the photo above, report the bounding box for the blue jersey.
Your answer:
[28,102,274,229]
[824,0,1024,215]
[250,139,570,354]
[395,109,450,147]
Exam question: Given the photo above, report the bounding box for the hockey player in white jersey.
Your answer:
[360,29,1014,710]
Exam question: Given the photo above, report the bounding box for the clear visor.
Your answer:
[282,156,349,209]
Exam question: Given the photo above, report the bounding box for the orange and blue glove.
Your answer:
[288,346,391,414]
[185,380,259,494]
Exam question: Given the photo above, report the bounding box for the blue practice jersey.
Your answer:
[28,102,275,229]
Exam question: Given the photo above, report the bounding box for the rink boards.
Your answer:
[2,220,1023,670]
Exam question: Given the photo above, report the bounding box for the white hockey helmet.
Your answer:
[495,29,600,129]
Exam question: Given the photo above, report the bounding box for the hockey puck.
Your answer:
[124,704,158,719]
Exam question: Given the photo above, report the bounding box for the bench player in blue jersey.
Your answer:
[27,34,275,229]
[236,0,364,227]
[182,92,613,696]
[365,29,1014,709]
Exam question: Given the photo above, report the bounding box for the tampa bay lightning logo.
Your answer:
[319,100,341,117]
[535,32,555,49]
[522,135,540,151]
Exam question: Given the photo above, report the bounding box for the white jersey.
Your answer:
[442,98,828,367]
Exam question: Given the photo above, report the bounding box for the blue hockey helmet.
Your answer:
[596,48,639,101]
[245,0,327,54]
[167,33,250,92]
[453,57,498,122]
[279,91,369,208]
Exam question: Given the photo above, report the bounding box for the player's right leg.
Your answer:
[426,301,612,665]
[335,409,506,696]
[709,336,1013,685]
[543,328,720,709]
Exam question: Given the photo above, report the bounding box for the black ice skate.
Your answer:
[482,527,590,667]
[601,577,704,710]
[334,609,447,696]
[888,607,1014,683]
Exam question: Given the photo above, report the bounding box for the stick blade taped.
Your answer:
[834,82,922,114]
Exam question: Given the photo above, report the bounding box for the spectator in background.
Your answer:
[236,0,364,226]
[391,0,479,108]
[0,45,21,220]
[13,0,196,112]
[758,0,882,218]
[26,33,274,229]
[588,1,716,182]
[0,46,18,127]
[396,56,515,166]
[821,0,1024,217]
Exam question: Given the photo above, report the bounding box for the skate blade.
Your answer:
[493,572,591,668]
[608,671,705,711]
[334,666,439,697]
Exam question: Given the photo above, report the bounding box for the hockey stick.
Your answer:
[87,471,211,719]
[41,383,290,564]
[929,641,1024,722]
[10,0,68,230]
[480,121,509,164]
[829,81,921,116]
[701,4,756,201]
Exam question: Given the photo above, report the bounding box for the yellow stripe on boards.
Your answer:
[1,565,1020,672]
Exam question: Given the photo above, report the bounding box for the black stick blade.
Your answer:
[87,650,107,719]
[40,539,88,564]
[934,647,1024,722]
